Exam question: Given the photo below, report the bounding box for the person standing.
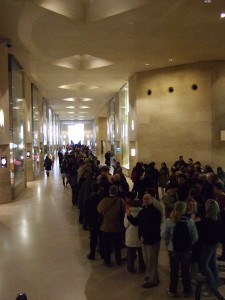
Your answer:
[124,199,145,273]
[70,160,78,206]
[200,199,220,295]
[131,162,145,198]
[61,159,69,188]
[162,181,178,218]
[57,150,63,168]
[213,181,225,261]
[126,193,162,288]
[44,155,52,177]
[158,162,170,197]
[85,183,104,260]
[161,201,198,298]
[172,155,187,172]
[97,185,126,267]
[104,151,111,167]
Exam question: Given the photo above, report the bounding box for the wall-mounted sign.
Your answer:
[131,149,136,157]
[0,109,4,128]
[116,146,120,153]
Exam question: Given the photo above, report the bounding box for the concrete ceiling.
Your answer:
[0,0,225,121]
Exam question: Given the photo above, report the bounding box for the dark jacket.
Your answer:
[127,204,161,245]
[44,157,52,171]
[199,217,220,246]
[85,193,102,230]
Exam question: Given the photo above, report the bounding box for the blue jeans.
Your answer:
[168,251,192,294]
[201,244,219,289]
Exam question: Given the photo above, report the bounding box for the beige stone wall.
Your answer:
[211,61,225,169]
[95,117,108,158]
[134,61,214,169]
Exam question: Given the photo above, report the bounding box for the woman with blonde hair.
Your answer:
[185,198,202,284]
[161,201,198,297]
[200,199,220,295]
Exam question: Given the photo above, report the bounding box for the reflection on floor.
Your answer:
[0,162,224,300]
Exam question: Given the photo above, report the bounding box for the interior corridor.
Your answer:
[0,159,224,300]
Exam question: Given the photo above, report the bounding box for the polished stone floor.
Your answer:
[0,161,224,300]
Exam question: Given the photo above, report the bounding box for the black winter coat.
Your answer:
[128,204,161,245]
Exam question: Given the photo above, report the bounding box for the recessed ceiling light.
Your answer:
[169,58,173,62]
[221,13,225,18]
[80,106,89,109]
[203,0,212,3]
[82,98,93,102]
[88,86,99,90]
[145,63,149,66]
[67,112,74,114]
[66,106,74,109]
[62,98,75,101]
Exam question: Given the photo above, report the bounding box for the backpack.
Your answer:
[172,216,192,252]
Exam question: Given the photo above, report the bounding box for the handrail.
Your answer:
[195,280,225,300]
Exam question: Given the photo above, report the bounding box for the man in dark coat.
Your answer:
[126,193,162,289]
[85,183,103,260]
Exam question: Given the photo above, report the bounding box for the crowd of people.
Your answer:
[47,147,225,298]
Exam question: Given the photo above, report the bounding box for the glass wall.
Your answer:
[31,84,40,176]
[55,115,60,146]
[9,56,25,186]
[48,107,53,154]
[109,97,115,155]
[120,84,129,168]
[42,98,48,156]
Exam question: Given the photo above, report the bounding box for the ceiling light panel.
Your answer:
[62,98,75,102]
[86,0,149,22]
[59,82,99,91]
[82,98,93,102]
[53,54,113,70]
[36,0,84,19]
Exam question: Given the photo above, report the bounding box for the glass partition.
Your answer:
[48,107,53,154]
[9,56,25,186]
[42,98,48,156]
[109,97,115,155]
[31,84,40,176]
[120,84,129,168]
[55,115,60,146]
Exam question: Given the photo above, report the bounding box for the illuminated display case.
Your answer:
[120,84,129,169]
[31,84,40,176]
[9,56,25,186]
[108,97,115,155]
